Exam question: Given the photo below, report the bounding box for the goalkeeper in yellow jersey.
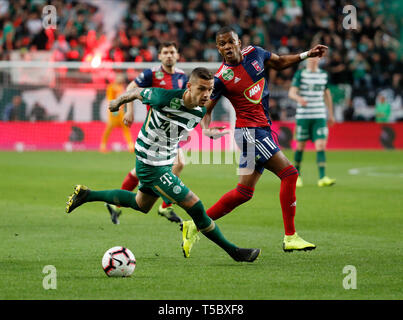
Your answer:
[100,73,135,153]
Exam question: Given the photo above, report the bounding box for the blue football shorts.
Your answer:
[234,126,280,174]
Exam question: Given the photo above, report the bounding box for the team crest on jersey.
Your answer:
[251,60,262,72]
[173,185,182,194]
[178,79,183,88]
[243,78,265,104]
[222,69,234,81]
[155,71,164,80]
[170,98,182,110]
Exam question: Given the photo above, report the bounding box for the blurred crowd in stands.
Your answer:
[0,0,402,122]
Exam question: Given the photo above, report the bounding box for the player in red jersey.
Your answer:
[106,42,188,225]
[181,27,328,257]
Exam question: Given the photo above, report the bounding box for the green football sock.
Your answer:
[294,150,303,175]
[85,189,140,211]
[317,151,326,179]
[186,201,237,255]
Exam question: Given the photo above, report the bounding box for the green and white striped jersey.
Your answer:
[136,88,206,166]
[291,68,329,120]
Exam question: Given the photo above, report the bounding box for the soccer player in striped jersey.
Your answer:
[182,26,328,256]
[105,42,188,225]
[65,67,261,263]
[288,57,336,187]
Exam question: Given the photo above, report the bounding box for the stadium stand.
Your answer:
[0,0,402,123]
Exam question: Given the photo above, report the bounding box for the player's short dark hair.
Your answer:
[158,42,178,53]
[189,67,213,82]
[216,26,237,39]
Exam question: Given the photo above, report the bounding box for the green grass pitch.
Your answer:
[0,150,402,300]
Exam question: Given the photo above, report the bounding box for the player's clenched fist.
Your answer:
[308,45,328,58]
[123,112,134,128]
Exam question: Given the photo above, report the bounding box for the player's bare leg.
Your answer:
[314,139,326,150]
[108,155,184,224]
[263,150,293,174]
[158,149,184,224]
[315,139,335,187]
[134,191,160,213]
[264,151,316,252]
[238,169,262,188]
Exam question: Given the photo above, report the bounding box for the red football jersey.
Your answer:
[211,46,272,128]
[135,66,188,111]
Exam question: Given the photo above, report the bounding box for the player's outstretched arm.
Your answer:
[200,99,216,130]
[122,81,138,127]
[201,99,230,139]
[109,87,144,112]
[266,44,328,71]
[125,80,138,113]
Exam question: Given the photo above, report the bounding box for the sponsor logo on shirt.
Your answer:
[243,78,265,104]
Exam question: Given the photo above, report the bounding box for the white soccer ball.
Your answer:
[102,246,136,277]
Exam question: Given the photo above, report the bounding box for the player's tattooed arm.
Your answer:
[109,87,144,112]
[121,81,139,127]
[125,81,138,111]
[266,44,328,71]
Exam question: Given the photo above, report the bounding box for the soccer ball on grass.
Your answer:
[102,246,136,277]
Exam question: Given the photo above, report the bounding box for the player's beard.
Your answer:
[163,59,175,68]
